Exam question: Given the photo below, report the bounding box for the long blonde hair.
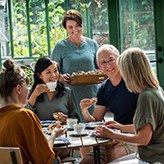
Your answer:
[117,47,159,93]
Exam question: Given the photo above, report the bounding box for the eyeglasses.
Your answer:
[99,59,116,68]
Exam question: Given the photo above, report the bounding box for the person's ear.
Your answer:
[37,72,41,79]
[15,84,22,94]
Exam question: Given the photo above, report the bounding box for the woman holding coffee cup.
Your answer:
[26,56,79,122]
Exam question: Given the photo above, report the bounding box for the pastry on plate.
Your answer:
[53,112,60,120]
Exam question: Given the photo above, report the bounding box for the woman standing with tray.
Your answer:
[52,9,99,122]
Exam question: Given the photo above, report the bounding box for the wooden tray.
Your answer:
[70,74,108,85]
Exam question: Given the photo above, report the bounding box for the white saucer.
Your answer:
[69,131,88,137]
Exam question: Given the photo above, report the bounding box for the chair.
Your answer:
[61,156,76,163]
[60,148,76,164]
[0,147,23,164]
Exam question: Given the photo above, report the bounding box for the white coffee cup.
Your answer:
[73,123,85,134]
[46,81,57,92]
[67,118,78,129]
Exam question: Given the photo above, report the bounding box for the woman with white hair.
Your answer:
[96,47,164,163]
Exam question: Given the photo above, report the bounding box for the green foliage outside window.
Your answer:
[12,0,66,58]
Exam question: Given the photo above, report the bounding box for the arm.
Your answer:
[52,43,71,85]
[28,84,48,107]
[96,123,153,145]
[105,120,135,134]
[52,42,63,73]
[80,98,106,122]
[48,128,66,148]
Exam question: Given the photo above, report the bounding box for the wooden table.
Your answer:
[42,122,112,164]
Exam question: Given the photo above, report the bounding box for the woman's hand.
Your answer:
[62,73,71,84]
[33,84,49,97]
[104,120,123,130]
[96,125,115,139]
[48,127,66,148]
[51,127,66,139]
[28,84,49,107]
[53,112,68,123]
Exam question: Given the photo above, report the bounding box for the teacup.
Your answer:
[67,118,78,129]
[46,81,57,92]
[73,123,85,134]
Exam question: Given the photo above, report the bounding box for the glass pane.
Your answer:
[67,0,109,45]
[0,7,9,58]
[12,0,29,57]
[48,0,66,55]
[29,0,50,57]
[90,1,109,45]
[119,0,156,73]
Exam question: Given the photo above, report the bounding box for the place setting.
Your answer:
[85,121,104,129]
[41,120,56,127]
[69,123,88,137]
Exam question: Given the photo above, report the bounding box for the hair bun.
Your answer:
[3,59,15,71]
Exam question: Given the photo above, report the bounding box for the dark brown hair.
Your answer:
[62,9,82,28]
[31,56,65,102]
[0,59,29,102]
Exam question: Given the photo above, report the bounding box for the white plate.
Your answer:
[54,137,70,146]
[41,120,56,127]
[85,122,104,129]
[90,129,120,137]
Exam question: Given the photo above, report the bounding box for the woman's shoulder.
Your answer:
[140,87,163,98]
[64,86,72,92]
[85,37,98,44]
[56,38,69,46]
[19,107,37,117]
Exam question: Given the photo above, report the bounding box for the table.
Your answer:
[42,122,113,164]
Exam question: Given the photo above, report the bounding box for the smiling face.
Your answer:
[98,50,120,79]
[39,63,59,84]
[65,20,82,38]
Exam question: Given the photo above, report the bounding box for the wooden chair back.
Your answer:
[0,147,23,164]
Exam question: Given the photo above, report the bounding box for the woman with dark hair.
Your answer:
[52,9,99,122]
[27,56,79,122]
[0,59,64,164]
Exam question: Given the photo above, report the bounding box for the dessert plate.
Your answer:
[85,122,104,129]
[90,129,120,138]
[54,137,70,146]
[41,120,56,127]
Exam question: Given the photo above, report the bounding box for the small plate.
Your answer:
[85,122,104,129]
[54,137,70,146]
[41,120,56,127]
[90,129,120,137]
[69,131,89,137]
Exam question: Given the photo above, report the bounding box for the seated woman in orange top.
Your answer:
[0,59,65,164]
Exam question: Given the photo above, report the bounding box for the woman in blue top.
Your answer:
[52,9,99,122]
